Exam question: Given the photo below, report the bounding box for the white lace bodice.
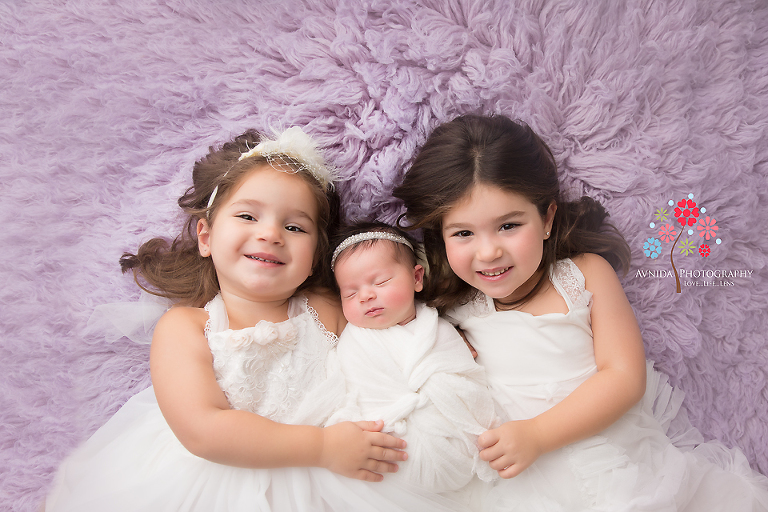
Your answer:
[204,295,338,424]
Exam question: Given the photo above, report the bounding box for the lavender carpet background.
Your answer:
[2,0,767,509]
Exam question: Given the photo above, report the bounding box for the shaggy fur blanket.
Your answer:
[1,0,767,510]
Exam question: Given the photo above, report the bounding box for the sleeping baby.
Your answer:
[325,222,499,495]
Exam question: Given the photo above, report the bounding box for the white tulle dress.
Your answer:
[447,259,768,512]
[45,295,466,512]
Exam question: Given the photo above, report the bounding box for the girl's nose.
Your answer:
[476,237,502,262]
[256,222,284,245]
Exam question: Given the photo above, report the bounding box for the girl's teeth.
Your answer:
[247,255,280,264]
[481,267,509,277]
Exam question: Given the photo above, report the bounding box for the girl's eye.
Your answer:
[374,278,392,287]
[285,225,306,233]
[342,291,356,299]
[500,223,520,231]
[237,213,256,221]
[451,230,473,238]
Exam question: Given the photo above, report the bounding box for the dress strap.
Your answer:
[203,294,229,339]
[302,296,339,347]
[549,259,590,311]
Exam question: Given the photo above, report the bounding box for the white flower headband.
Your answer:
[207,126,337,211]
[331,231,415,270]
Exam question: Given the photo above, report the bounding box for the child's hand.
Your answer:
[319,420,407,482]
[478,419,543,478]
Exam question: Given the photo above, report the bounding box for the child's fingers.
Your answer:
[348,461,399,482]
[365,459,400,475]
[477,429,499,450]
[371,445,408,463]
[356,419,385,432]
[485,450,509,470]
[357,423,407,450]
[478,445,495,462]
[371,431,407,450]
[479,442,505,464]
[498,463,526,479]
[483,451,520,479]
[354,470,385,482]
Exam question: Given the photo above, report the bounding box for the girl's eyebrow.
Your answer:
[442,210,527,231]
[496,210,527,222]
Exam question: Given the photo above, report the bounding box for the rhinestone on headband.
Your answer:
[206,127,337,214]
[331,231,414,270]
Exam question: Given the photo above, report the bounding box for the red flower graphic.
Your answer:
[699,244,710,257]
[658,223,677,243]
[697,216,718,240]
[674,199,700,226]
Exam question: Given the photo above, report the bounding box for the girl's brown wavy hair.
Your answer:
[120,129,341,307]
[394,114,630,313]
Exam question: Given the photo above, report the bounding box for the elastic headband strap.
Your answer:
[331,231,414,270]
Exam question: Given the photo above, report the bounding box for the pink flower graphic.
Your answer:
[658,223,677,243]
[697,216,718,240]
[699,244,711,257]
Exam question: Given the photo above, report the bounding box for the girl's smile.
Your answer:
[441,184,555,303]
[478,266,511,278]
[244,252,284,265]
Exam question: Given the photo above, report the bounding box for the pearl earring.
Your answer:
[546,231,550,237]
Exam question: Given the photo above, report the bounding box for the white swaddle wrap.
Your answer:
[328,303,499,493]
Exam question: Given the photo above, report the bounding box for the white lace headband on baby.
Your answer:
[206,126,337,212]
[331,231,414,270]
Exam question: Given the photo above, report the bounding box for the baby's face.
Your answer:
[334,241,424,329]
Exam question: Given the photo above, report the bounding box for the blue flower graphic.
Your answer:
[643,237,662,259]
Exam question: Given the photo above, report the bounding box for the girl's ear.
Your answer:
[197,219,212,257]
[544,202,557,239]
[413,264,425,292]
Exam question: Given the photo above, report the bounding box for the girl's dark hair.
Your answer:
[393,114,630,313]
[120,129,341,307]
[330,221,422,295]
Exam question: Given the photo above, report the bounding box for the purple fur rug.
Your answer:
[2,0,767,510]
